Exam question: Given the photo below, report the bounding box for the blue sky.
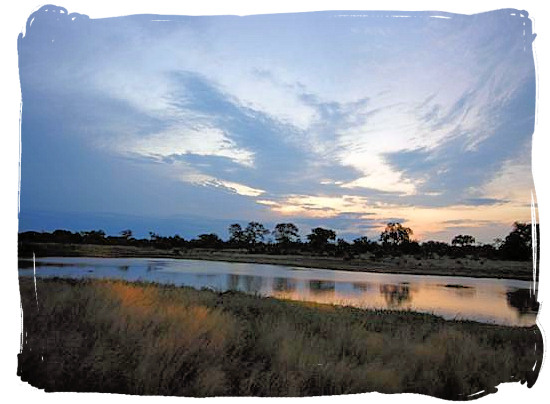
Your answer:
[18,6,537,242]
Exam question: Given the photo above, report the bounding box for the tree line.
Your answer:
[18,221,538,261]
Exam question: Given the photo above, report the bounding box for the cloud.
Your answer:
[123,71,365,198]
[199,179,265,197]
[460,198,509,206]
[18,7,537,242]
[383,75,535,208]
[123,126,255,167]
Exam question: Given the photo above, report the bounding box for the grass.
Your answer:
[18,277,542,399]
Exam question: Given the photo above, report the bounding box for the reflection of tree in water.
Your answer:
[506,289,540,314]
[146,261,168,272]
[242,275,263,294]
[440,284,476,298]
[273,277,297,292]
[225,274,263,293]
[380,284,411,307]
[226,274,240,291]
[352,282,370,292]
[309,280,335,294]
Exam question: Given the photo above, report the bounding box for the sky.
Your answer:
[17,6,537,243]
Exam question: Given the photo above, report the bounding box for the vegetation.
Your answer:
[19,221,539,263]
[380,222,413,246]
[306,227,337,253]
[451,235,476,247]
[273,223,300,245]
[500,222,539,261]
[18,277,542,399]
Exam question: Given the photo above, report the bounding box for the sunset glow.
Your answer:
[18,8,536,243]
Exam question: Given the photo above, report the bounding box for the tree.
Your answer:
[500,222,537,261]
[51,229,81,243]
[120,229,133,239]
[80,230,106,244]
[451,234,476,247]
[228,224,246,246]
[335,238,353,258]
[379,222,413,246]
[421,241,450,257]
[352,236,371,254]
[273,223,300,245]
[193,233,223,249]
[244,222,270,247]
[307,227,336,251]
[492,238,504,249]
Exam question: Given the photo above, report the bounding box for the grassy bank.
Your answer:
[19,242,535,280]
[18,277,542,399]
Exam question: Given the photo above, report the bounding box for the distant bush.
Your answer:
[18,220,539,262]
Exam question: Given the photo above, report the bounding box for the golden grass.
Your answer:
[18,277,542,399]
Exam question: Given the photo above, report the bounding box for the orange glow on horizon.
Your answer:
[255,193,534,242]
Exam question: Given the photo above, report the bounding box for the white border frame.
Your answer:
[2,2,547,403]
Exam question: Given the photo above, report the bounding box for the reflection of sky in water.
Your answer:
[19,257,538,326]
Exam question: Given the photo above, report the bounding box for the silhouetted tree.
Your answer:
[171,234,186,248]
[146,232,176,249]
[273,223,300,245]
[51,229,81,243]
[307,227,336,251]
[421,241,450,258]
[352,236,371,254]
[478,243,498,259]
[379,222,413,246]
[244,222,270,250]
[451,234,476,247]
[500,222,538,261]
[492,238,504,249]
[192,233,223,249]
[335,238,353,259]
[400,240,421,255]
[228,224,246,247]
[80,230,106,244]
[120,229,133,239]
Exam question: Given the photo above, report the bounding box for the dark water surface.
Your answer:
[19,257,538,326]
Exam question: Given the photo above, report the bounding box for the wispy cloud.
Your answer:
[18,7,537,242]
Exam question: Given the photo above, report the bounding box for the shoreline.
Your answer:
[18,242,536,282]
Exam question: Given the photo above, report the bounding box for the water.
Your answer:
[18,257,538,326]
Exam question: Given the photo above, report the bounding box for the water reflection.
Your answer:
[440,284,476,298]
[380,284,411,307]
[352,282,370,291]
[506,289,540,314]
[242,275,263,294]
[18,257,539,326]
[309,280,335,294]
[227,274,240,291]
[273,277,297,293]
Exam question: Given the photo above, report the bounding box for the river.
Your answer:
[18,257,538,326]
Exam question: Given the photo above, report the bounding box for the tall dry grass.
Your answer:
[18,277,542,399]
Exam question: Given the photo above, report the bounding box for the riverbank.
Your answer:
[19,242,535,281]
[18,277,541,399]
